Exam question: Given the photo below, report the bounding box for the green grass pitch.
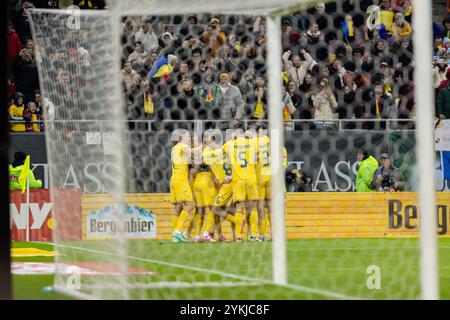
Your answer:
[12,239,450,300]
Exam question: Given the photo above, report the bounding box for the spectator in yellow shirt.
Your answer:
[9,92,26,132]
[367,0,395,32]
[391,13,412,42]
[200,18,227,59]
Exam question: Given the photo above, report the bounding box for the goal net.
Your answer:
[27,0,442,300]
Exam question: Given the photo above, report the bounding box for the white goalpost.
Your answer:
[266,14,287,286]
[27,0,440,300]
[412,0,439,300]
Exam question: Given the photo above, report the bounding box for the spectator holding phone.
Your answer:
[311,78,338,128]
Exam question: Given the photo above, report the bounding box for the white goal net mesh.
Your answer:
[26,0,445,300]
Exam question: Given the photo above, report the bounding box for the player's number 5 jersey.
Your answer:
[223,137,258,181]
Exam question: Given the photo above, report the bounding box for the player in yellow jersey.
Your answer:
[170,130,202,243]
[190,139,218,242]
[255,124,288,241]
[202,131,237,241]
[181,165,197,241]
[223,127,259,242]
[255,125,271,242]
[183,134,210,242]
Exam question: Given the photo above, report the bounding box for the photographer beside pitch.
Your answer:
[371,153,405,192]
[285,165,312,192]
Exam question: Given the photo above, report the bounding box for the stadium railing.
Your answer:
[9,118,417,133]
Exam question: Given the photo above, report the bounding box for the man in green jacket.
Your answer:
[9,151,42,190]
[355,150,379,192]
[436,83,450,119]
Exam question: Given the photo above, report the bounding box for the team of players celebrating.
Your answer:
[170,124,287,243]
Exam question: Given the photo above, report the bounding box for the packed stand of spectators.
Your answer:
[8,1,41,132]
[120,0,419,130]
[7,0,67,132]
[7,0,107,133]
[7,0,450,132]
[434,14,450,121]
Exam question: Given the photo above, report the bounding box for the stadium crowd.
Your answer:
[6,0,450,132]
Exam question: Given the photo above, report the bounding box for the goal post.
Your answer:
[266,14,287,285]
[412,0,439,300]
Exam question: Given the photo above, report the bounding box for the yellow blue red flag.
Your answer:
[147,56,173,80]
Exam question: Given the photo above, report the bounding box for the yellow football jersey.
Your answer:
[171,142,190,181]
[257,135,288,178]
[193,171,211,184]
[223,137,258,181]
[193,167,215,207]
[202,146,232,183]
[257,135,271,177]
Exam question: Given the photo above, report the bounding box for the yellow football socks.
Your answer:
[225,214,235,224]
[216,215,223,235]
[259,214,266,236]
[265,211,271,231]
[235,211,243,238]
[172,215,179,230]
[194,212,203,236]
[176,210,189,232]
[202,209,215,235]
[186,210,196,233]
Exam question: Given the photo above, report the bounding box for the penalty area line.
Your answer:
[39,241,363,300]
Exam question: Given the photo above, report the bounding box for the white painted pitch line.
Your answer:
[80,281,263,290]
[53,285,98,300]
[37,242,450,251]
[275,282,362,300]
[40,242,362,300]
[191,246,423,253]
[42,242,265,283]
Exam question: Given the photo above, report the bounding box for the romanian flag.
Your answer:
[340,20,354,38]
[143,91,154,114]
[147,55,173,80]
[18,155,30,194]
